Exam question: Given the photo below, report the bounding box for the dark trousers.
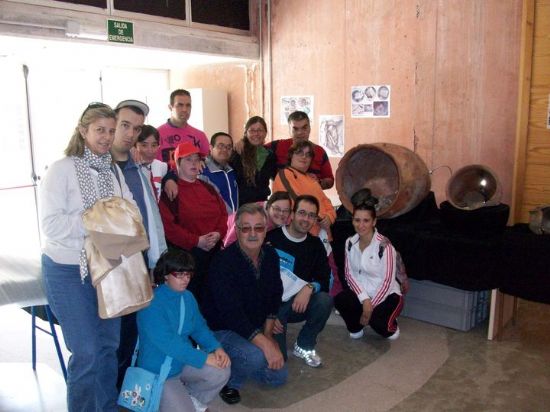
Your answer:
[116,311,137,390]
[274,292,333,359]
[334,290,403,338]
[189,245,220,304]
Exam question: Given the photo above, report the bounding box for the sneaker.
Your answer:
[292,342,322,367]
[387,327,400,341]
[219,385,240,405]
[349,329,364,339]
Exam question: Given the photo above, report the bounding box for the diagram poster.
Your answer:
[280,95,314,124]
[319,115,344,158]
[351,85,391,118]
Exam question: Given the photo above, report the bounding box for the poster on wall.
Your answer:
[351,85,391,118]
[280,95,314,124]
[319,115,344,157]
[547,94,550,129]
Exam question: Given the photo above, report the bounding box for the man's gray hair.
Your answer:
[236,203,267,226]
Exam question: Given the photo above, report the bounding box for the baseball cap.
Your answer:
[174,142,200,161]
[115,99,150,117]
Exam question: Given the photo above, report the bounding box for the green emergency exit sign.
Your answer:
[108,19,134,44]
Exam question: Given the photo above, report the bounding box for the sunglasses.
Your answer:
[80,102,110,121]
[169,271,194,279]
[237,225,266,234]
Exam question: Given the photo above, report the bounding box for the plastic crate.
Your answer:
[401,279,490,331]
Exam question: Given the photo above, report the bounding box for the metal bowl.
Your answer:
[446,164,502,210]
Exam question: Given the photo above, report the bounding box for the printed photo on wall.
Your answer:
[280,95,314,124]
[351,85,391,118]
[319,115,344,157]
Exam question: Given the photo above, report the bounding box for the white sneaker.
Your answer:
[349,329,364,339]
[387,327,400,341]
[292,342,322,367]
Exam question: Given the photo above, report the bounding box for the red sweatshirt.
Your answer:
[159,179,228,250]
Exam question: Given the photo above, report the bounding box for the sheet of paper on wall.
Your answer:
[319,114,345,157]
[280,95,314,125]
[547,94,550,129]
[351,84,391,118]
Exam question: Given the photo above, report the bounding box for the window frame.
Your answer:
[7,0,252,36]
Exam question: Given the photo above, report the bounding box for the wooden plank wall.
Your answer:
[518,0,550,222]
[262,0,523,206]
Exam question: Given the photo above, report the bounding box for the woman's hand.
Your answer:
[205,353,222,369]
[360,299,373,326]
[164,179,178,201]
[318,215,331,230]
[213,348,231,368]
[233,139,245,155]
[209,231,221,244]
[197,234,214,251]
[197,232,220,251]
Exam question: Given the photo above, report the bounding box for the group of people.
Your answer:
[39,89,406,412]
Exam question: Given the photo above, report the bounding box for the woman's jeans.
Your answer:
[42,254,120,412]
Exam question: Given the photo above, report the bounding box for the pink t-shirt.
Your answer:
[156,120,210,169]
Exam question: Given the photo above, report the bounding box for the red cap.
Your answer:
[173,142,200,162]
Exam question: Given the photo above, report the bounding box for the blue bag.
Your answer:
[118,296,185,412]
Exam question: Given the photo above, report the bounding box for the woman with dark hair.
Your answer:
[40,102,135,411]
[265,191,292,228]
[271,140,336,237]
[223,191,292,247]
[137,249,230,411]
[230,116,277,205]
[333,193,403,340]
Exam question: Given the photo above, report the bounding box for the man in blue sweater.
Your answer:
[203,203,287,405]
[200,132,238,214]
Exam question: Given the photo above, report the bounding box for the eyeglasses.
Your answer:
[80,102,110,121]
[170,271,194,279]
[271,206,290,215]
[214,143,233,151]
[293,150,313,158]
[237,225,266,234]
[295,209,318,220]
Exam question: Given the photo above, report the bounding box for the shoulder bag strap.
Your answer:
[152,296,186,410]
[278,168,298,201]
[110,164,123,196]
[157,296,185,381]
